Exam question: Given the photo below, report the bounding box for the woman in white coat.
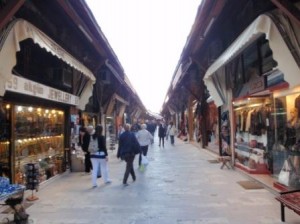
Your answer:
[167,121,177,145]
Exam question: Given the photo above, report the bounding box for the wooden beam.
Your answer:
[55,0,108,57]
[188,95,194,141]
[270,0,300,27]
[0,0,25,30]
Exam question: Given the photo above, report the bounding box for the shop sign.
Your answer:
[5,75,79,105]
[248,77,265,94]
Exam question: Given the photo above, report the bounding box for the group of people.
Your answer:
[78,120,178,188]
[158,121,177,147]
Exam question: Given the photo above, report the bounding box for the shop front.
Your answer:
[0,19,95,184]
[2,75,81,184]
[204,13,300,189]
[206,99,219,154]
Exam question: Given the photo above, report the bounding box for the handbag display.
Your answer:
[278,159,291,186]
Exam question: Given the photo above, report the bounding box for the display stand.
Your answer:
[109,134,116,151]
[24,163,39,201]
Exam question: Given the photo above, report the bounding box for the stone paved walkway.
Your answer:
[7,135,300,223]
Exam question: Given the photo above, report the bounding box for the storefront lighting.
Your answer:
[249,103,262,108]
[51,110,56,114]
[17,106,23,112]
[37,108,42,112]
[5,104,10,109]
[45,109,49,113]
[28,107,33,112]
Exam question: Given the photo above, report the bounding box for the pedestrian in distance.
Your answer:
[117,123,140,186]
[158,123,166,147]
[78,126,93,174]
[147,120,156,144]
[167,121,177,145]
[136,123,153,169]
[89,125,111,188]
[166,123,169,141]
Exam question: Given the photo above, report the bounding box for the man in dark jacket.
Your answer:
[158,123,166,147]
[79,126,93,174]
[117,123,140,186]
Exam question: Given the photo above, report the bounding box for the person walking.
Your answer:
[158,123,166,147]
[167,121,177,145]
[117,123,140,186]
[89,125,111,188]
[136,123,153,169]
[79,126,93,174]
[147,120,156,144]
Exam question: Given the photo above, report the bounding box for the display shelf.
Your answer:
[24,163,39,201]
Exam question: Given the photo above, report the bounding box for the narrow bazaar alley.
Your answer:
[4,134,299,224]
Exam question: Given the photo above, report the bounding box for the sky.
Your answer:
[85,0,201,113]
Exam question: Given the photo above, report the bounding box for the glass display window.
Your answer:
[0,101,11,179]
[273,88,300,188]
[233,97,271,173]
[13,105,65,184]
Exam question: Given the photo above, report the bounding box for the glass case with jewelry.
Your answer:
[13,105,65,184]
[0,102,11,179]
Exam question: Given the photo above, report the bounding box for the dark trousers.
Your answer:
[139,145,148,166]
[123,154,136,184]
[84,152,93,173]
[159,137,165,147]
[170,135,175,145]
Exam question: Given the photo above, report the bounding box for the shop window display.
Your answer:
[14,105,65,184]
[275,93,300,188]
[234,92,300,187]
[234,97,271,173]
[0,102,11,178]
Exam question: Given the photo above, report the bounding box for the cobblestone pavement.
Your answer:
[12,136,300,223]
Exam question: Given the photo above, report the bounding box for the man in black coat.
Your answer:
[117,123,140,186]
[79,126,93,174]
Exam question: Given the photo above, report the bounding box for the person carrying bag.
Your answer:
[89,125,111,188]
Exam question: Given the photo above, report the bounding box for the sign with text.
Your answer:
[5,75,79,105]
[248,76,265,94]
